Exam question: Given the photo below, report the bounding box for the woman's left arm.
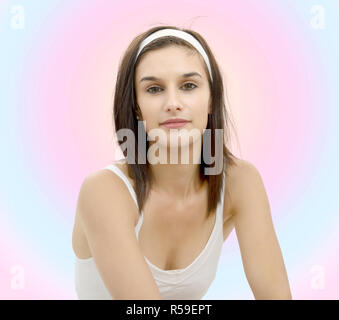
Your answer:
[230,160,292,300]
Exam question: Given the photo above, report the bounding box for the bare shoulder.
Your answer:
[224,157,264,217]
[74,165,162,299]
[225,159,291,299]
[227,158,260,182]
[77,165,139,228]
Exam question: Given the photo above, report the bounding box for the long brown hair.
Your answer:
[113,25,239,217]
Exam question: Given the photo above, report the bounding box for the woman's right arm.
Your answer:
[76,170,162,300]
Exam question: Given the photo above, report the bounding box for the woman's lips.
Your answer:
[160,121,190,129]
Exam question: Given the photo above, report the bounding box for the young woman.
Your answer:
[72,26,292,300]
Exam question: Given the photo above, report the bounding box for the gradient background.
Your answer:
[0,0,338,299]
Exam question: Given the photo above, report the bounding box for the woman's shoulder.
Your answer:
[226,156,256,178]
[110,159,131,178]
[80,160,139,225]
[225,156,265,215]
[91,159,130,180]
[227,157,262,185]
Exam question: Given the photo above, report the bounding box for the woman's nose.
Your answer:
[164,88,183,112]
[165,104,182,112]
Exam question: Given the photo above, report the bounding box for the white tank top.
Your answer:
[74,163,228,300]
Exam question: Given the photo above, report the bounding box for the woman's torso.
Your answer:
[72,159,234,272]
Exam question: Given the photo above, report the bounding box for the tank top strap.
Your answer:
[103,164,139,210]
[103,164,144,237]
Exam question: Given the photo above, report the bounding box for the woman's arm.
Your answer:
[230,160,292,300]
[76,170,162,300]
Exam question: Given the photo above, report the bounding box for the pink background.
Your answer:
[0,0,338,299]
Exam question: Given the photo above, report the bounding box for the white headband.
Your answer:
[135,28,213,82]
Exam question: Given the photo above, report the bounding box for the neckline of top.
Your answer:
[105,163,225,274]
[138,201,222,274]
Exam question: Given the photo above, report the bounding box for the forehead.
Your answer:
[135,45,208,80]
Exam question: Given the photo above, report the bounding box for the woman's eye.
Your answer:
[182,83,197,90]
[146,83,197,94]
[147,86,162,94]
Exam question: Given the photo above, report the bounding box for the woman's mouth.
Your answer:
[160,120,191,129]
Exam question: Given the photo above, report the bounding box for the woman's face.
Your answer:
[134,45,212,148]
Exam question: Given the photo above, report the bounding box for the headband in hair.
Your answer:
[135,28,213,82]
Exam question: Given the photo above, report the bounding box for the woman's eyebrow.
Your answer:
[139,72,202,83]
